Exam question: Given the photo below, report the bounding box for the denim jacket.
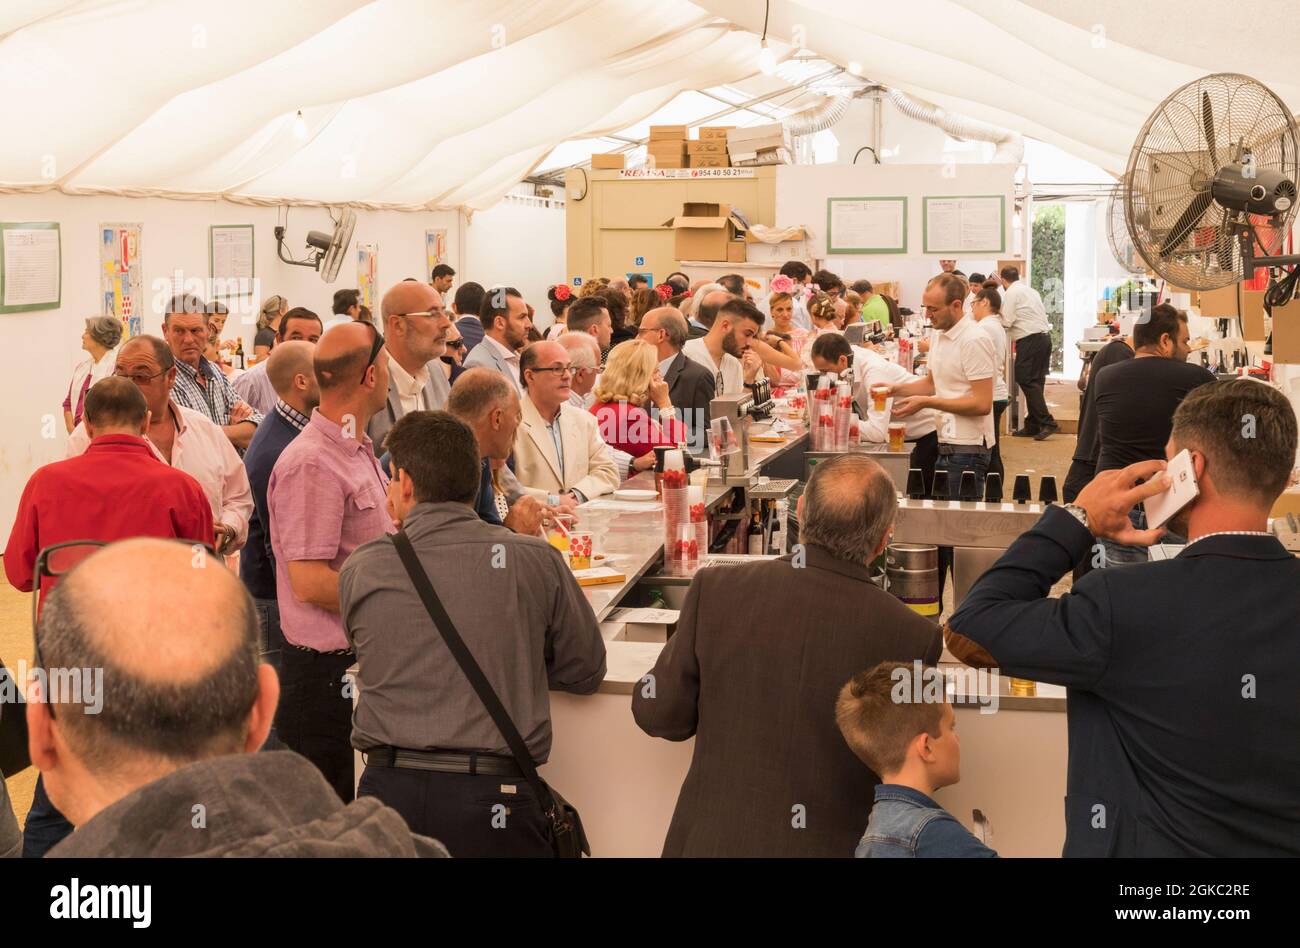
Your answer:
[855,784,998,858]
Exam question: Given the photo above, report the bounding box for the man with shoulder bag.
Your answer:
[340,410,606,857]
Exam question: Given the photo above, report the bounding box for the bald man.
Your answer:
[267,321,392,800]
[513,340,620,509]
[241,341,321,687]
[639,306,714,451]
[365,281,452,457]
[27,539,446,857]
[633,455,942,857]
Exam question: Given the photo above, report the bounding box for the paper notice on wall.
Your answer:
[357,243,378,309]
[100,223,143,337]
[827,198,907,253]
[210,225,254,298]
[2,225,61,310]
[425,228,447,279]
[923,196,1005,254]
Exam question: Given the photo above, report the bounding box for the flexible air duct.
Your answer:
[885,88,1025,165]
[782,93,854,137]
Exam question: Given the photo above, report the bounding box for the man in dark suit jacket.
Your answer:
[633,455,942,857]
[639,307,715,454]
[949,380,1300,857]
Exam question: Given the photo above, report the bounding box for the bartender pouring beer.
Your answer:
[809,333,939,496]
[887,273,995,500]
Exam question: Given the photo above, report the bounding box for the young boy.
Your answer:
[835,661,997,857]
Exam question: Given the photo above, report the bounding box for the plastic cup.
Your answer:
[546,514,575,553]
[888,421,906,453]
[870,384,891,412]
[568,532,593,570]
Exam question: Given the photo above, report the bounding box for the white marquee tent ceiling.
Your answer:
[1,0,1297,210]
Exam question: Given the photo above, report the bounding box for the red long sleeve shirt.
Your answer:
[4,435,214,602]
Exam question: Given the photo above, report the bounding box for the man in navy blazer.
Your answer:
[949,380,1300,857]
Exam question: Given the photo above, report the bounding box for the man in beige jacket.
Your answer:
[513,340,620,510]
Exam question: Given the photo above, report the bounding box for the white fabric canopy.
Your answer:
[2,0,1297,210]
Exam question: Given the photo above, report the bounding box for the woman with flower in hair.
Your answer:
[544,283,573,339]
[803,292,842,368]
[761,288,809,387]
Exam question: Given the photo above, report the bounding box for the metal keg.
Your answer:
[886,543,940,617]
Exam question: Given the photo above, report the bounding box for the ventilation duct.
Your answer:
[885,88,1025,165]
[781,92,854,137]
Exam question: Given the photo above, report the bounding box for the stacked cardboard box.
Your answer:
[591,152,625,169]
[727,123,792,165]
[691,126,733,167]
[648,125,688,169]
[661,202,749,263]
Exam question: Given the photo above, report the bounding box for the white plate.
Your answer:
[613,489,658,502]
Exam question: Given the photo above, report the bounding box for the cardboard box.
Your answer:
[727,123,791,155]
[699,126,734,140]
[647,154,688,169]
[662,202,749,262]
[590,152,625,169]
[687,140,726,155]
[1270,298,1300,364]
[1198,284,1268,340]
[647,139,686,155]
[689,155,729,168]
[730,146,792,166]
[648,125,688,141]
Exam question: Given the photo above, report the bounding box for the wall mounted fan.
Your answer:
[274,208,356,283]
[1124,73,1299,290]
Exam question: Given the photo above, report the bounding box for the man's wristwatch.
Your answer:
[1058,503,1090,532]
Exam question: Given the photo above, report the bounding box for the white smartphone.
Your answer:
[1144,448,1200,529]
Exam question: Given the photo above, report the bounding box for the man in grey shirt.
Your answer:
[340,409,606,857]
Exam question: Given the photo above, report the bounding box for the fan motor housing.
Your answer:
[1212,163,1296,215]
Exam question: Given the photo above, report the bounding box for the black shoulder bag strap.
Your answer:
[390,529,587,856]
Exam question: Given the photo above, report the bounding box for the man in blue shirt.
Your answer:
[241,341,319,683]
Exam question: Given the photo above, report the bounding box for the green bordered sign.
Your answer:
[921,195,1006,254]
[826,197,908,254]
[0,221,61,313]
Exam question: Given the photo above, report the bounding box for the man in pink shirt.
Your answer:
[267,321,393,801]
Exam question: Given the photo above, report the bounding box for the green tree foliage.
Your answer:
[1031,203,1065,373]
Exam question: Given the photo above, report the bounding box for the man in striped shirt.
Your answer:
[164,293,263,450]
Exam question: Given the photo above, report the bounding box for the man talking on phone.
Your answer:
[947,380,1300,857]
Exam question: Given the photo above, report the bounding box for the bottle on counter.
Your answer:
[747,504,764,556]
[235,338,245,370]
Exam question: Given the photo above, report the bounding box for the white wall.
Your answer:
[464,198,566,331]
[0,191,564,537]
[774,162,1017,310]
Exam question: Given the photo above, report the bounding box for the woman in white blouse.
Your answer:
[63,316,123,433]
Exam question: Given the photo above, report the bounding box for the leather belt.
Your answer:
[362,746,524,777]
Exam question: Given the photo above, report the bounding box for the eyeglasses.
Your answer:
[636,326,663,337]
[399,310,447,320]
[446,339,465,350]
[360,323,384,384]
[113,367,166,385]
[531,364,575,377]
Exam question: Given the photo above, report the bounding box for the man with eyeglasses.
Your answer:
[67,334,253,557]
[162,293,263,451]
[639,307,714,453]
[266,321,394,801]
[365,281,452,457]
[513,340,620,511]
[7,376,215,858]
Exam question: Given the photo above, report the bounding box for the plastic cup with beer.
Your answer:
[568,532,593,570]
[888,421,907,453]
[870,383,891,413]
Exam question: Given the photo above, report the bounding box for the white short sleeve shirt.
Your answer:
[928,315,996,448]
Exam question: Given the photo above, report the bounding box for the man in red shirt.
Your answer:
[6,376,214,603]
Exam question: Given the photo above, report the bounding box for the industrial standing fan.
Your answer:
[274,207,356,283]
[1106,176,1145,274]
[1124,73,1299,291]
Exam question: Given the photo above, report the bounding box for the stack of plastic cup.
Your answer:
[674,524,699,575]
[833,380,853,452]
[813,374,834,451]
[662,449,689,573]
[688,484,708,569]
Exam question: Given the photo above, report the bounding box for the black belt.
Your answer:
[362,746,524,777]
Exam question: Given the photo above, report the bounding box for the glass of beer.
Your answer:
[888,421,906,453]
[870,384,891,412]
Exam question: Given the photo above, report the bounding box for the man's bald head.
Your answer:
[447,367,515,422]
[381,281,442,324]
[36,539,261,771]
[799,455,897,566]
[266,340,316,400]
[558,332,599,369]
[697,289,733,330]
[314,321,379,392]
[642,307,688,349]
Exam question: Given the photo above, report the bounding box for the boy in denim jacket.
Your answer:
[835,661,997,858]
